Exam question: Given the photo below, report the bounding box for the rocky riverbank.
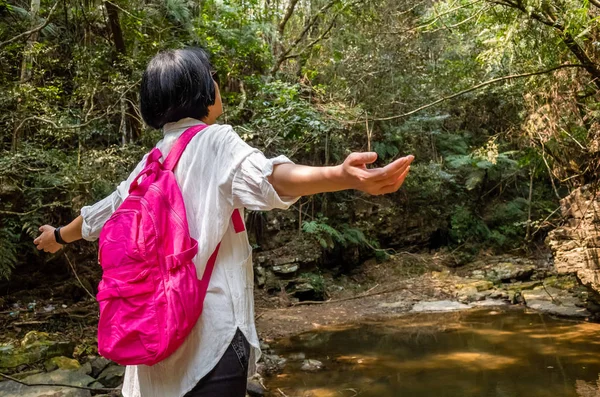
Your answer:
[0,253,597,397]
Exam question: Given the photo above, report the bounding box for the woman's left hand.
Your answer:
[34,225,63,253]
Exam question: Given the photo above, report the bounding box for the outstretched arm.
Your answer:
[34,215,84,254]
[269,152,414,197]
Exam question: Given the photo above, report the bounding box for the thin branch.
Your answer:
[423,5,490,34]
[0,372,117,393]
[0,202,69,216]
[64,253,96,301]
[0,1,60,48]
[282,12,340,60]
[366,64,586,122]
[278,0,301,36]
[102,0,143,21]
[271,0,341,74]
[376,0,483,35]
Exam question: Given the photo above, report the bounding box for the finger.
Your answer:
[371,156,413,182]
[378,166,411,194]
[37,244,43,250]
[347,152,378,166]
[33,236,40,244]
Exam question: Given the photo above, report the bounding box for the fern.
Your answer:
[0,226,18,280]
[302,220,374,250]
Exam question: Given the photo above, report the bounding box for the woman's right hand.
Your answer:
[34,225,63,253]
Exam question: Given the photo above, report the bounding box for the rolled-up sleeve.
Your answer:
[80,154,149,241]
[80,187,125,241]
[232,153,300,211]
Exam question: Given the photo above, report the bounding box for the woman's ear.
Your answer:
[203,82,223,125]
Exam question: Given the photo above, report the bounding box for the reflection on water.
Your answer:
[267,307,600,397]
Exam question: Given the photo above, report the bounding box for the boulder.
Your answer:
[301,359,324,372]
[96,364,125,388]
[522,287,590,318]
[89,356,112,378]
[546,185,600,303]
[259,354,287,375]
[0,332,75,370]
[411,300,471,312]
[272,264,299,275]
[44,356,81,372]
[0,369,94,397]
[247,379,266,397]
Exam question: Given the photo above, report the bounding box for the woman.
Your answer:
[34,47,413,397]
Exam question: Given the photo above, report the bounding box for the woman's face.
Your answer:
[203,81,223,125]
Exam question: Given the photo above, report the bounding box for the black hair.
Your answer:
[140,47,216,129]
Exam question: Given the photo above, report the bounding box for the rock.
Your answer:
[255,266,266,287]
[546,185,600,307]
[488,289,508,300]
[88,381,106,390]
[90,356,112,378]
[259,341,270,352]
[0,332,75,369]
[44,356,81,372]
[456,286,479,303]
[272,264,299,274]
[78,361,92,376]
[508,290,522,305]
[379,300,408,309]
[491,262,536,282]
[469,300,508,307]
[259,354,287,374]
[301,359,324,372]
[522,287,590,318]
[411,300,471,312]
[247,379,266,397]
[0,369,94,397]
[288,352,306,361]
[292,282,322,301]
[471,280,494,291]
[96,364,125,388]
[506,281,543,292]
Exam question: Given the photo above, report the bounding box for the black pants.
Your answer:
[184,329,250,397]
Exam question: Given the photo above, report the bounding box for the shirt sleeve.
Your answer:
[232,152,300,211]
[80,153,149,241]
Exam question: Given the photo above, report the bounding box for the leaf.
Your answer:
[465,170,485,190]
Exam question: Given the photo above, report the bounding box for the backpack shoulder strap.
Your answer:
[163,124,208,171]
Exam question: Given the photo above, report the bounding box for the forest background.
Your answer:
[1,0,599,296]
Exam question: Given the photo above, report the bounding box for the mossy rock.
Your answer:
[44,356,81,372]
[0,331,75,370]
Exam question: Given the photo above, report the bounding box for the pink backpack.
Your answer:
[96,124,245,366]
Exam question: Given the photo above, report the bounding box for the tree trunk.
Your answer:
[20,0,41,83]
[12,0,41,151]
[105,0,141,142]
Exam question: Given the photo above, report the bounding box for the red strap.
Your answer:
[163,124,208,171]
[199,243,220,285]
[232,209,245,233]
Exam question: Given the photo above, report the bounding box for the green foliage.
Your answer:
[302,218,373,250]
[2,0,592,280]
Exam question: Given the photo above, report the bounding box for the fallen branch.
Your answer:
[0,372,117,393]
[363,64,586,122]
[292,284,413,306]
[0,1,60,48]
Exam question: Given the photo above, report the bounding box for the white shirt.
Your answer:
[80,118,298,397]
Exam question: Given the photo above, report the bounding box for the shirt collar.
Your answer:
[163,118,206,135]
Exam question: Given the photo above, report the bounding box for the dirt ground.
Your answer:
[254,253,461,340]
[0,252,461,347]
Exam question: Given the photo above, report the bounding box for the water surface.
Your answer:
[268,307,600,397]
